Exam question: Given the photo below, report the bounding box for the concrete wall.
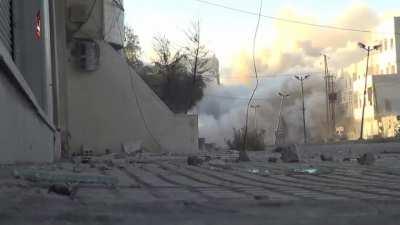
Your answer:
[66,41,198,154]
[0,44,55,164]
[13,0,53,120]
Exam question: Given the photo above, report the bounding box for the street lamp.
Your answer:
[358,42,381,140]
[275,92,290,145]
[250,104,261,131]
[295,75,310,144]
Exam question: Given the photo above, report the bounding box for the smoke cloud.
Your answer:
[198,3,396,147]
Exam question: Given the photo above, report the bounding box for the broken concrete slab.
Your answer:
[122,141,143,155]
[187,156,203,166]
[357,153,375,166]
[279,145,300,163]
[320,154,334,162]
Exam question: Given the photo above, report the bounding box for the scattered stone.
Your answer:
[268,157,278,163]
[208,159,230,169]
[279,145,299,163]
[122,141,143,155]
[357,153,375,165]
[48,184,78,199]
[320,154,333,162]
[187,156,203,166]
[254,195,269,200]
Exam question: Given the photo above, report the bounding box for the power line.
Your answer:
[194,0,400,37]
[242,0,263,160]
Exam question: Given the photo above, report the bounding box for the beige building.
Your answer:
[336,17,400,139]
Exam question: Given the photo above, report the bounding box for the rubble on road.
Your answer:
[207,159,231,170]
[320,154,333,162]
[357,153,375,165]
[268,157,278,163]
[187,156,203,166]
[48,184,78,199]
[278,145,300,163]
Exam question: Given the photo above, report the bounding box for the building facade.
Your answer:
[336,17,400,139]
[0,0,199,163]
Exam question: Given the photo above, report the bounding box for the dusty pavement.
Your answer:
[1,147,400,225]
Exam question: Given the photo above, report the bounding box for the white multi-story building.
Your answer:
[336,17,400,139]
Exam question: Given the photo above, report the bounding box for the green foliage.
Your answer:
[226,128,266,151]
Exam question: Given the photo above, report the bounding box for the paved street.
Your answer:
[1,150,400,224]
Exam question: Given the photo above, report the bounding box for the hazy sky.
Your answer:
[124,0,399,84]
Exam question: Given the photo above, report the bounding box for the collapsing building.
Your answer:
[336,17,400,139]
[0,0,198,163]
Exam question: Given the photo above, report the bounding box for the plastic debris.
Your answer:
[288,167,333,175]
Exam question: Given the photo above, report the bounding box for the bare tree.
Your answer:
[152,34,185,88]
[184,20,211,112]
[124,26,142,68]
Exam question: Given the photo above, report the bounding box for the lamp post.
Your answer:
[250,104,260,131]
[358,42,381,140]
[295,75,310,144]
[275,92,290,145]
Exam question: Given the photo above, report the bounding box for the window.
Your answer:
[390,38,394,49]
[392,65,396,74]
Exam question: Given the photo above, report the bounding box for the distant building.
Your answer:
[336,17,400,139]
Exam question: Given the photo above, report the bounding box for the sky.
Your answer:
[125,0,399,66]
[124,0,400,145]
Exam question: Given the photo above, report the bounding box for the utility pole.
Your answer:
[295,75,310,144]
[358,42,381,140]
[275,92,290,145]
[251,104,260,131]
[323,54,337,140]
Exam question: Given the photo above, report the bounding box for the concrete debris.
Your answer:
[122,141,143,156]
[357,153,375,166]
[279,145,300,163]
[208,159,230,169]
[320,154,333,162]
[268,157,278,163]
[48,184,78,199]
[203,155,212,162]
[81,146,94,164]
[187,156,203,166]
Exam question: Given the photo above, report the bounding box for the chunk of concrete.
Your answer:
[122,141,143,155]
[357,153,375,165]
[268,157,278,163]
[320,154,333,162]
[187,156,203,166]
[279,145,299,163]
